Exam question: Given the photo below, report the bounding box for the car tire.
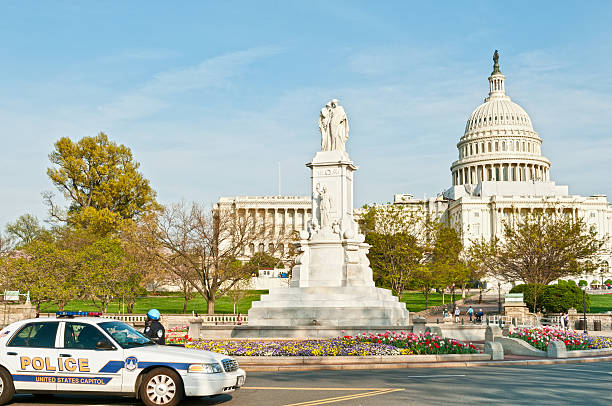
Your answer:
[139,368,183,406]
[0,368,15,405]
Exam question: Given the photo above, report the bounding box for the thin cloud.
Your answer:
[98,46,283,121]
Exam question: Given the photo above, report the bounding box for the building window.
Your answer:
[488,142,492,152]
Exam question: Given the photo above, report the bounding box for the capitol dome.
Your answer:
[450,51,551,187]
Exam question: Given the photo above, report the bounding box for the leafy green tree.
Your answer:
[245,252,283,271]
[411,265,442,309]
[75,234,142,312]
[4,236,79,311]
[46,132,158,232]
[430,226,469,307]
[366,232,423,296]
[361,204,434,297]
[470,210,605,311]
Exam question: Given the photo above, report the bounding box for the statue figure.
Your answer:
[316,183,333,228]
[330,99,349,152]
[318,103,332,151]
[492,50,501,74]
[317,99,349,152]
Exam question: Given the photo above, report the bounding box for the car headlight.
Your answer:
[188,363,223,373]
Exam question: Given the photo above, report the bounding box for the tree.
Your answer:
[135,202,287,314]
[429,225,469,309]
[366,232,423,296]
[5,214,45,248]
[361,204,432,296]
[411,265,442,310]
[470,210,606,311]
[3,234,79,311]
[75,234,143,312]
[46,132,158,231]
[467,237,501,303]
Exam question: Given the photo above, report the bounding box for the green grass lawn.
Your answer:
[588,293,612,313]
[37,289,467,315]
[400,292,463,313]
[38,290,269,315]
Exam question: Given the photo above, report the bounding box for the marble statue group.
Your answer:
[318,99,349,152]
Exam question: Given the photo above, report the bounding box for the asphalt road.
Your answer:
[10,361,612,406]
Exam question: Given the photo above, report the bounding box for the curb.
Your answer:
[239,355,612,372]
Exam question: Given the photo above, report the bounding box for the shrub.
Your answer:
[578,280,588,287]
[510,282,589,313]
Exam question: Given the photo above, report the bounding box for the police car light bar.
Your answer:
[56,311,103,317]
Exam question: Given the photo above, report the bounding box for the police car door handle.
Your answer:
[6,352,17,356]
[59,353,72,357]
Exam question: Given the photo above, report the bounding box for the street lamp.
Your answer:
[497,281,502,314]
[581,285,587,334]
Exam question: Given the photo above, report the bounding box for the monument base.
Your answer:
[188,324,414,340]
[248,286,410,327]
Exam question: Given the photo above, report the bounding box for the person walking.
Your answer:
[467,306,474,322]
[143,308,166,345]
[454,306,461,323]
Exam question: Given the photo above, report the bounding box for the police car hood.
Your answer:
[126,345,230,364]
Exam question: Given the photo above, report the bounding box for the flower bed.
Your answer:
[167,325,188,333]
[583,335,612,349]
[350,331,478,355]
[180,331,479,356]
[186,338,404,356]
[508,326,612,351]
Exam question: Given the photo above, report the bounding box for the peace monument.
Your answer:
[247,100,410,329]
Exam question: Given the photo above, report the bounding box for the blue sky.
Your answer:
[1,1,611,228]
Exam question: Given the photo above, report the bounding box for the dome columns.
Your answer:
[452,162,550,185]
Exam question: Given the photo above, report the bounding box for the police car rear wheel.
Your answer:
[140,368,183,406]
[0,368,15,405]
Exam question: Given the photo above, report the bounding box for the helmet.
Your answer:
[147,309,161,320]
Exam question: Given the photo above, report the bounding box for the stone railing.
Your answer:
[200,314,248,325]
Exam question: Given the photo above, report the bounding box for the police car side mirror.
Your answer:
[96,340,115,350]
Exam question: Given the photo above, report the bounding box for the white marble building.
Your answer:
[402,52,612,288]
[216,195,312,260]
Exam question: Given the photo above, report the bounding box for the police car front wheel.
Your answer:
[0,368,15,405]
[139,368,183,406]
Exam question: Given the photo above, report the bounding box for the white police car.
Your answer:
[0,312,246,406]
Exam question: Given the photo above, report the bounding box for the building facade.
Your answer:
[215,195,312,260]
[402,53,612,289]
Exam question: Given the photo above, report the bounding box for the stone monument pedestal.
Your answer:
[248,130,410,329]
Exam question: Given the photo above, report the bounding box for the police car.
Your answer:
[0,312,246,406]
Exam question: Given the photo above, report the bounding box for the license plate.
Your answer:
[236,376,245,387]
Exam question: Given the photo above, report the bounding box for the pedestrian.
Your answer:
[467,306,474,322]
[237,313,242,325]
[143,308,166,345]
[476,309,484,324]
[563,313,569,330]
[454,306,461,323]
[443,307,449,319]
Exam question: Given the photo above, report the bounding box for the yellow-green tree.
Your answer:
[46,132,158,233]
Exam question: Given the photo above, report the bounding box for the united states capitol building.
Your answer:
[219,52,612,288]
[399,52,612,288]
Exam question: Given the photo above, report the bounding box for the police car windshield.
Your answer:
[98,321,155,348]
